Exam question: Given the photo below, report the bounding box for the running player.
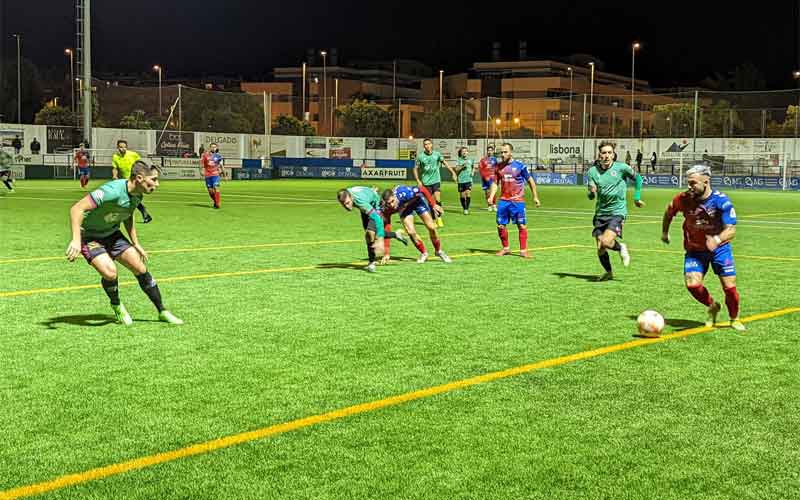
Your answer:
[64,161,183,325]
[73,142,93,189]
[661,164,744,331]
[586,140,644,280]
[0,147,15,192]
[488,143,541,258]
[454,146,474,215]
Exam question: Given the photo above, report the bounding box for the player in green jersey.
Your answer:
[586,140,644,281]
[65,161,183,325]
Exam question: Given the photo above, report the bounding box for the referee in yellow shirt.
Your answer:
[112,139,153,223]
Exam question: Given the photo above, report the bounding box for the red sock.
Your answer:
[209,190,215,201]
[414,239,426,254]
[519,228,528,250]
[214,192,221,206]
[724,286,740,319]
[498,227,509,248]
[432,238,441,253]
[687,284,714,307]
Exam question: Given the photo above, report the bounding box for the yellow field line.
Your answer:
[0,245,580,298]
[2,305,797,500]
[0,222,658,265]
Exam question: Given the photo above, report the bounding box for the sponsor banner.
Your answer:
[530,173,578,185]
[46,126,79,153]
[366,138,388,150]
[249,135,288,158]
[197,133,240,158]
[398,139,417,160]
[329,147,351,159]
[361,167,407,179]
[0,129,24,150]
[279,165,361,179]
[162,157,200,168]
[235,168,272,180]
[304,137,327,157]
[156,131,195,157]
[159,167,205,180]
[622,174,800,190]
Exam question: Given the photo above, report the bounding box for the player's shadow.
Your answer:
[466,248,499,255]
[552,272,602,282]
[40,314,116,330]
[625,315,704,331]
[188,203,215,208]
[316,257,418,271]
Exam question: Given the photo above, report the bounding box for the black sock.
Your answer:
[599,253,612,273]
[610,240,621,252]
[101,278,120,306]
[466,196,471,210]
[137,203,148,216]
[136,272,165,312]
[3,180,12,190]
[458,197,465,209]
[385,231,396,239]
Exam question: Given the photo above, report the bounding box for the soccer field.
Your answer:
[1,180,799,499]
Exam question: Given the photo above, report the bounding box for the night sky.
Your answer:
[3,0,799,88]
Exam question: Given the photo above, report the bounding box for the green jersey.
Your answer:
[111,150,141,179]
[346,186,384,237]
[416,150,444,185]
[83,179,143,238]
[0,149,13,169]
[586,161,642,217]
[456,157,474,184]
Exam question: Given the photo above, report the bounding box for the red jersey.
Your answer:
[478,156,497,181]
[74,150,91,168]
[495,159,531,202]
[201,152,223,177]
[666,190,737,252]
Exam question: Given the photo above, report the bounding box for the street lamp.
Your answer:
[514,117,520,136]
[567,66,574,137]
[793,71,800,137]
[12,34,22,123]
[65,49,75,113]
[439,70,444,111]
[631,42,640,137]
[153,65,163,117]
[321,50,327,135]
[588,62,595,137]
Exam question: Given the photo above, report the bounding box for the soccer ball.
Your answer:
[637,310,665,337]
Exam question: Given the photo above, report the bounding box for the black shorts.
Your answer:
[81,230,133,263]
[423,183,441,194]
[360,212,378,234]
[457,182,473,193]
[0,169,11,178]
[592,215,625,238]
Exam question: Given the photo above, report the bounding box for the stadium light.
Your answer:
[632,42,640,137]
[153,65,163,117]
[567,66,574,137]
[65,49,75,113]
[321,51,327,136]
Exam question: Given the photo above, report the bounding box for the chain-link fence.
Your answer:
[88,80,800,140]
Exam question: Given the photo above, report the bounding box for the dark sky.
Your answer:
[3,0,799,88]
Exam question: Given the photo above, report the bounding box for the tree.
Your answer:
[335,100,395,137]
[416,107,475,139]
[651,103,694,137]
[766,105,799,137]
[34,105,76,126]
[699,100,742,136]
[180,88,264,133]
[1,58,44,123]
[119,109,152,129]
[272,115,315,136]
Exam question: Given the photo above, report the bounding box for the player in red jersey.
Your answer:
[478,145,498,211]
[661,164,744,331]
[73,143,93,189]
[488,143,541,258]
[200,143,224,208]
